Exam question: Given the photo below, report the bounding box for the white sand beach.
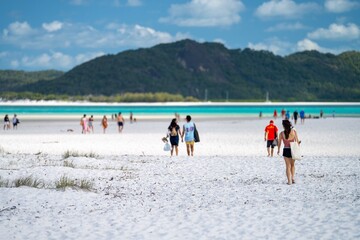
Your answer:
[0,116,359,239]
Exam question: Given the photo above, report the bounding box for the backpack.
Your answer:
[170,127,177,136]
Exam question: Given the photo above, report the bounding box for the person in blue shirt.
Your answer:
[181,115,195,156]
[300,110,305,124]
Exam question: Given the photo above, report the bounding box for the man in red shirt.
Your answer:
[264,120,278,157]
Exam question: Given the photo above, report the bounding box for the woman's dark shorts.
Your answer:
[283,148,292,158]
[170,136,179,146]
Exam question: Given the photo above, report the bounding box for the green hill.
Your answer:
[1,39,360,101]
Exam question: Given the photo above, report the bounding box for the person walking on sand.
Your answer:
[264,120,278,157]
[181,115,196,156]
[130,112,133,124]
[101,115,108,134]
[88,115,94,133]
[3,114,11,130]
[277,120,301,185]
[80,114,88,134]
[167,118,182,157]
[273,109,278,119]
[12,114,20,130]
[117,112,125,133]
[293,110,299,125]
[300,110,305,124]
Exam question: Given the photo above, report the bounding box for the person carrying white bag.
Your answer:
[277,119,301,185]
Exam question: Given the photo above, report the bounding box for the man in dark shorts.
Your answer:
[264,120,278,157]
[117,112,124,133]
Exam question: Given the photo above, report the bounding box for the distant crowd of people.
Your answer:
[262,109,329,124]
[80,112,130,134]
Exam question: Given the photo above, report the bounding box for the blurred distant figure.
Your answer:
[101,115,108,134]
[130,112,133,123]
[332,111,335,118]
[3,114,11,130]
[88,115,94,133]
[259,111,263,118]
[281,109,286,119]
[293,110,299,125]
[285,111,290,120]
[12,114,20,130]
[273,109,278,119]
[80,114,88,134]
[117,112,125,133]
[300,110,305,124]
[320,110,324,118]
[175,112,180,122]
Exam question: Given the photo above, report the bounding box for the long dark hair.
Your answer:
[169,118,177,129]
[282,120,292,139]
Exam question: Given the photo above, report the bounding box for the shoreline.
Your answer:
[1,100,360,106]
[8,114,359,121]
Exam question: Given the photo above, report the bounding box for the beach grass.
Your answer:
[79,179,93,191]
[56,175,76,189]
[63,160,75,168]
[13,176,44,188]
[0,176,10,187]
[55,175,93,190]
[63,150,99,159]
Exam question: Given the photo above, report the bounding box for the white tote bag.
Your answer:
[290,139,301,160]
[163,142,171,151]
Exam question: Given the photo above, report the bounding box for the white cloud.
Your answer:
[308,23,360,40]
[247,38,293,55]
[159,0,245,27]
[17,51,105,69]
[296,39,337,53]
[2,21,189,50]
[42,21,63,32]
[266,22,306,32]
[255,0,319,19]
[325,0,360,13]
[297,39,321,51]
[127,0,142,7]
[4,21,33,36]
[213,38,226,45]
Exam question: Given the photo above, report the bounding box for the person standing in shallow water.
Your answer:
[181,115,195,156]
[277,120,301,185]
[167,118,181,157]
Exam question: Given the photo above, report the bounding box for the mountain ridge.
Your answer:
[1,39,359,101]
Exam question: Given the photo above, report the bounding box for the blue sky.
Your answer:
[1,0,359,71]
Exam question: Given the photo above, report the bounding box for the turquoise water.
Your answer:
[1,103,360,117]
